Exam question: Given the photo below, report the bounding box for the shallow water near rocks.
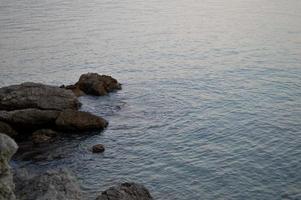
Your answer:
[1,0,301,199]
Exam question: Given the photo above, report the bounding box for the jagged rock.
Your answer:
[0,133,18,200]
[0,82,81,111]
[92,144,105,153]
[0,121,18,138]
[66,73,121,96]
[55,109,108,132]
[32,129,59,144]
[96,182,153,200]
[14,169,82,200]
[0,109,60,131]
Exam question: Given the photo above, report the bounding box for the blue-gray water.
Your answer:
[1,0,301,199]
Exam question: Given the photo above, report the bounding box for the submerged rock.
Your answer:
[55,109,108,132]
[66,73,121,96]
[0,133,18,200]
[92,144,105,153]
[96,182,153,200]
[0,121,18,138]
[31,129,59,144]
[0,82,81,111]
[14,169,83,200]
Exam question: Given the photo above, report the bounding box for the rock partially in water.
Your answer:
[14,169,83,200]
[0,121,18,138]
[96,182,153,200]
[92,144,105,153]
[61,84,86,97]
[56,109,108,132]
[31,129,59,145]
[66,73,121,96]
[0,82,81,111]
[0,109,60,132]
[0,133,18,200]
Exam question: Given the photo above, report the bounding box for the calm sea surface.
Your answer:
[1,0,301,199]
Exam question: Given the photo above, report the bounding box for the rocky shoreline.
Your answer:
[0,73,153,200]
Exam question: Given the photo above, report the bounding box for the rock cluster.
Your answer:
[0,73,154,200]
[0,73,120,142]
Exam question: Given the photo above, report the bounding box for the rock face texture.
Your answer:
[65,73,121,96]
[0,133,18,200]
[56,110,108,132]
[0,121,18,138]
[96,182,153,200]
[0,82,81,111]
[0,109,60,131]
[14,169,83,200]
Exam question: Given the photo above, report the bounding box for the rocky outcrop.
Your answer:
[96,182,153,200]
[0,109,60,131]
[0,133,18,200]
[0,121,18,138]
[0,82,81,111]
[56,110,108,132]
[14,169,83,200]
[65,73,121,96]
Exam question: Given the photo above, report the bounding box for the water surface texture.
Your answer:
[1,0,301,199]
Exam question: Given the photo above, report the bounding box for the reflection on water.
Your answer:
[1,0,301,199]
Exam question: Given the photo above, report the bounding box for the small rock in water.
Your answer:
[92,144,105,153]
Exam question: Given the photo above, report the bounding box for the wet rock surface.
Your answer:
[92,144,105,153]
[31,129,59,144]
[96,182,153,200]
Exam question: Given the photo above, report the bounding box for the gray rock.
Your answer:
[0,133,18,200]
[96,182,153,200]
[0,109,60,131]
[14,169,83,200]
[0,82,81,111]
[0,121,18,138]
[55,109,108,132]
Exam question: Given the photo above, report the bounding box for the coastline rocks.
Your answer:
[0,82,81,111]
[14,169,83,200]
[0,109,60,131]
[0,121,18,138]
[92,144,105,153]
[66,73,121,96]
[56,110,108,132]
[32,129,59,144]
[96,182,153,200]
[0,133,18,200]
